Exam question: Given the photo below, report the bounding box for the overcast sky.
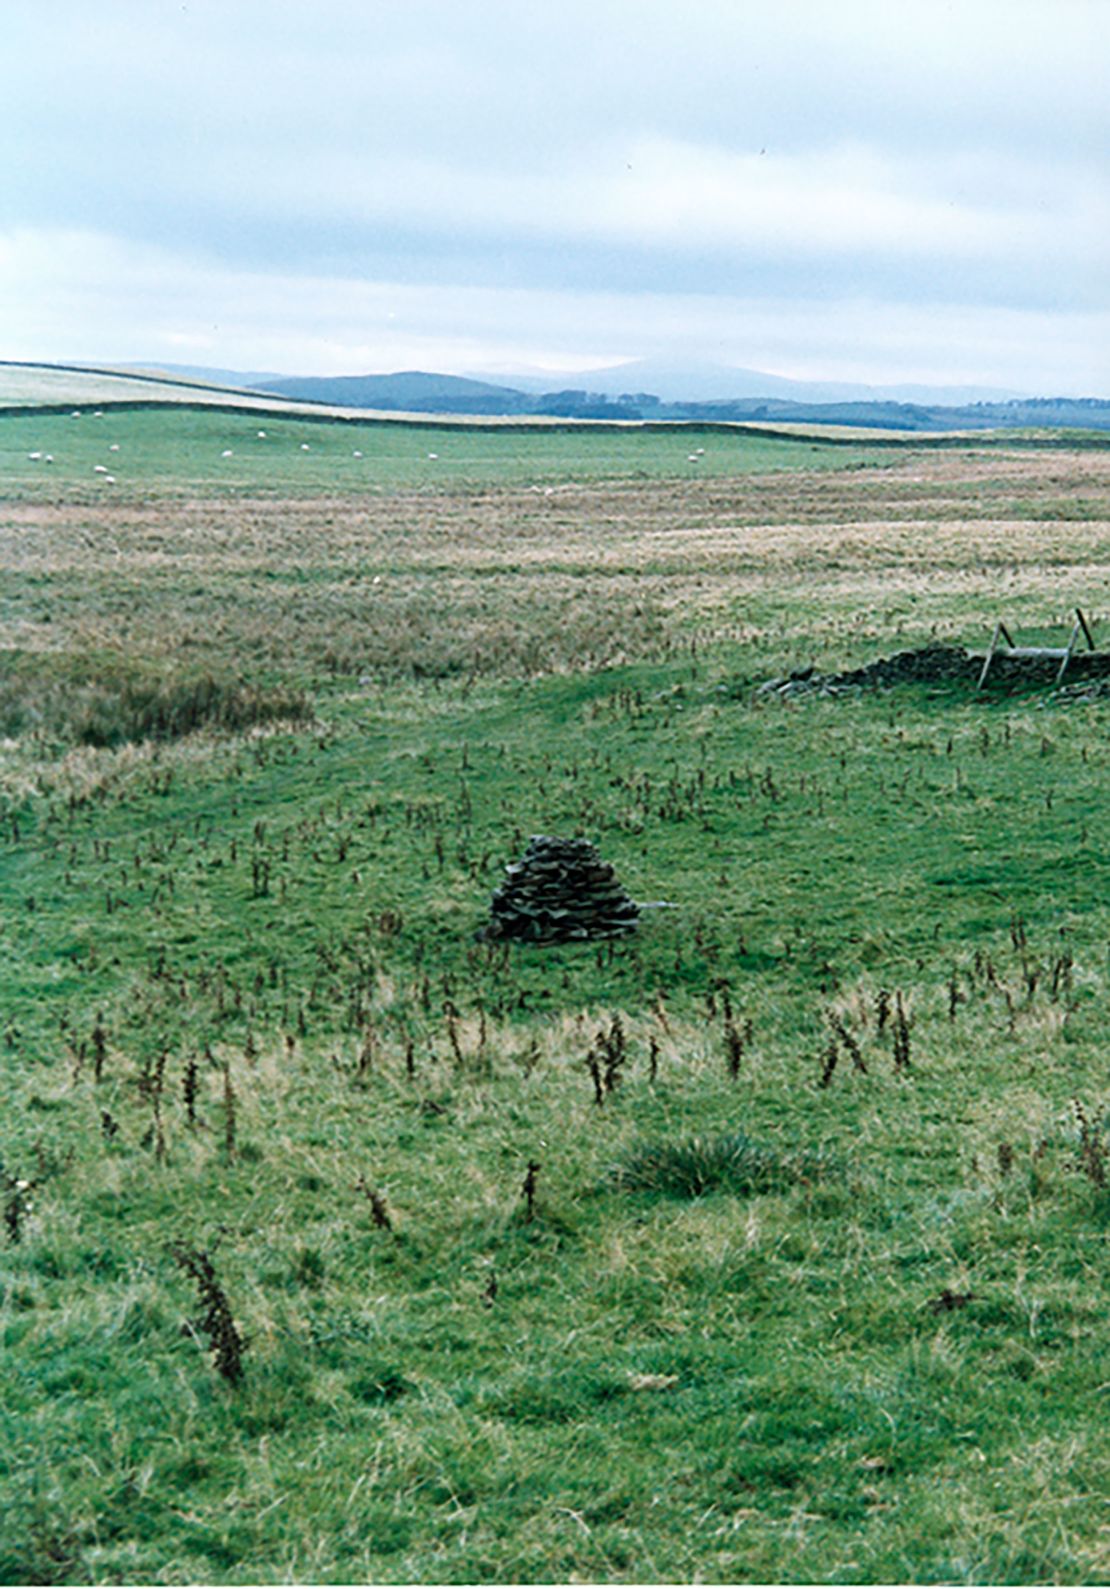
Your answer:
[3,0,1108,392]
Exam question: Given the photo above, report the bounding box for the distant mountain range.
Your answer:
[463,358,1030,406]
[135,363,1110,431]
[261,370,527,412]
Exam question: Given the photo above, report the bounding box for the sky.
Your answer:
[2,0,1108,395]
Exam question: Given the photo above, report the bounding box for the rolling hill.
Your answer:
[4,359,1109,434]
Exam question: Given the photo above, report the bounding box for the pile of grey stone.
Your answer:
[757,643,1110,701]
[757,644,977,699]
[479,835,639,943]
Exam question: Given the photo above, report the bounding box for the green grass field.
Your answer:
[3,405,1110,1583]
[1,404,895,500]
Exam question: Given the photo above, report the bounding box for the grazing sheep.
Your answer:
[221,449,234,457]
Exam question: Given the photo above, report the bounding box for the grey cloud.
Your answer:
[10,1,1105,161]
[3,0,1107,388]
[2,227,1106,394]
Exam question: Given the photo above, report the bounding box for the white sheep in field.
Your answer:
[109,443,120,452]
[28,451,42,460]
[221,449,234,457]
[352,450,363,458]
[300,443,311,451]
[94,464,108,473]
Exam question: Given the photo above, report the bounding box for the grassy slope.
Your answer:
[1,404,890,499]
[0,363,284,409]
[2,407,1110,1584]
[0,361,995,440]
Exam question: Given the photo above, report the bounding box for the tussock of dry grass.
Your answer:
[3,451,1109,691]
[0,652,311,747]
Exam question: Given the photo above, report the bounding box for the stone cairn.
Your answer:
[479,835,639,943]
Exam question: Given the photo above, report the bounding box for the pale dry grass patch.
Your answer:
[964,1085,1056,1159]
[6,453,1109,681]
[45,747,139,807]
[4,457,1105,597]
[36,739,176,800]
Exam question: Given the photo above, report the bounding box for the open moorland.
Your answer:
[2,403,1110,1584]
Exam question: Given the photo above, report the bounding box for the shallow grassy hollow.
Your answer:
[2,409,1110,1583]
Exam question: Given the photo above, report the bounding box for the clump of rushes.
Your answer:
[92,1014,108,1082]
[827,1013,868,1074]
[521,1159,540,1222]
[612,1130,829,1199]
[222,1060,237,1160]
[600,1014,626,1093]
[68,1039,87,1084]
[653,991,672,1036]
[1050,951,1074,1002]
[927,1288,974,1313]
[818,1039,840,1089]
[1010,914,1045,1003]
[1072,1099,1107,1189]
[892,993,912,1072]
[723,1013,752,1080]
[170,1244,247,1383]
[356,1175,393,1230]
[139,1048,169,1161]
[183,1057,199,1127]
[586,1042,605,1106]
[3,1171,35,1244]
[875,988,891,1034]
[444,1003,464,1068]
[356,1024,375,1082]
[583,1016,630,1104]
